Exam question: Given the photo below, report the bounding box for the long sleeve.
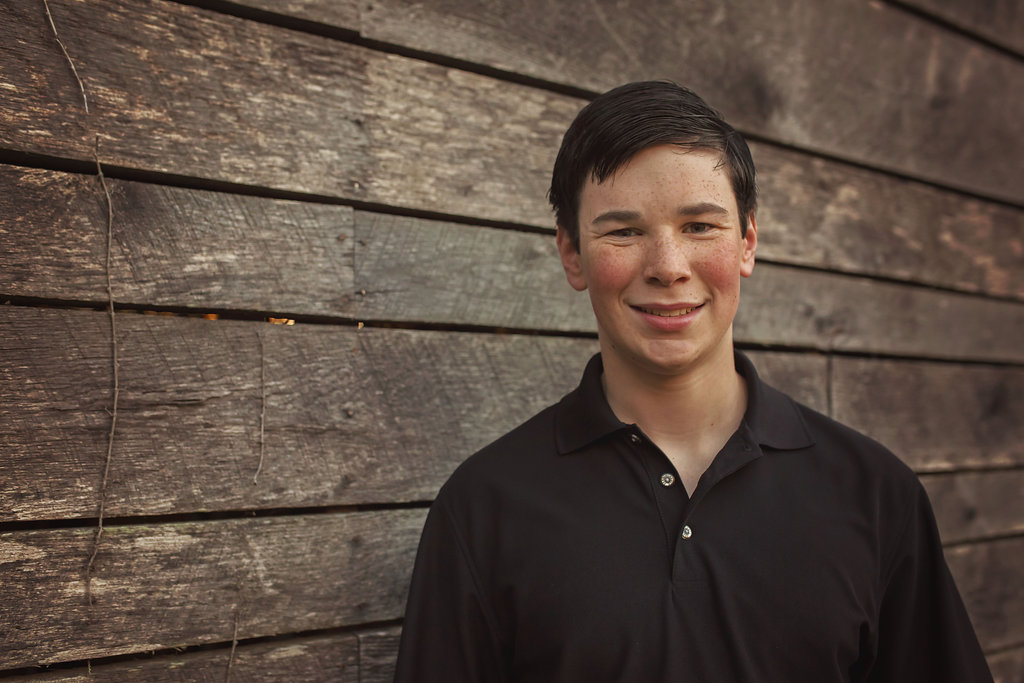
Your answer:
[394,494,507,683]
[867,481,992,682]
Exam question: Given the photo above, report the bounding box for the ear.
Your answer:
[556,226,588,292]
[739,213,757,278]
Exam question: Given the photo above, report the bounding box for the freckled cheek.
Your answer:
[693,246,744,297]
[585,251,638,292]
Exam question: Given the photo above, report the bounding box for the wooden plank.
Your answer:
[1,633,360,681]
[0,510,424,670]
[898,0,1024,57]
[4,1,1024,286]
[357,0,1024,204]
[359,628,402,683]
[922,470,1024,544]
[3,167,1023,361]
[0,166,357,313]
[831,357,1024,471]
[947,536,1024,653]
[228,0,362,33]
[0,518,1013,670]
[0,306,591,521]
[988,645,1024,683]
[752,146,1024,301]
[4,162,1023,313]
[0,0,574,226]
[0,307,830,522]
[736,267,1024,363]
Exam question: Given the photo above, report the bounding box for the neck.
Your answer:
[601,343,747,491]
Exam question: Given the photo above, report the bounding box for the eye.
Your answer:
[607,227,639,238]
[684,222,714,235]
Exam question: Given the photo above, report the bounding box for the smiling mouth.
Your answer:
[636,304,701,317]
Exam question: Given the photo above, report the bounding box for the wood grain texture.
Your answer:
[947,536,1024,652]
[4,2,1024,303]
[0,307,833,522]
[358,628,402,683]
[228,0,362,32]
[988,645,1024,683]
[4,167,1023,360]
[0,0,573,226]
[736,266,1024,363]
[922,470,1024,544]
[1,633,360,681]
[752,146,1024,301]
[0,306,591,520]
[0,519,1014,670]
[0,510,424,670]
[831,357,1024,471]
[899,0,1024,56]
[358,0,1024,204]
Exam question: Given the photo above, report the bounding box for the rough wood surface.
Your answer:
[831,357,1024,471]
[1,0,573,226]
[0,510,425,670]
[2,632,361,682]
[736,267,1024,364]
[0,519,1013,670]
[357,0,1024,204]
[988,645,1024,683]
[751,147,1024,301]
[229,0,362,33]
[947,536,1024,652]
[0,307,831,522]
[5,2,1024,291]
[358,627,403,683]
[4,167,1023,361]
[899,0,1024,56]
[922,470,1024,544]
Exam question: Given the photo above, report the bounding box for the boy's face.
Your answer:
[557,145,757,379]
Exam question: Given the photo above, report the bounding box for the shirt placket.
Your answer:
[626,425,763,583]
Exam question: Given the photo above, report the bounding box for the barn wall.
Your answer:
[1,0,1021,679]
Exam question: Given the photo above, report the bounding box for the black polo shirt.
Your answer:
[395,352,991,682]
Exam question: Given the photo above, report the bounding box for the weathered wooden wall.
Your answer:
[1,0,1021,679]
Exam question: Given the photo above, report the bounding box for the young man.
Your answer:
[395,81,991,682]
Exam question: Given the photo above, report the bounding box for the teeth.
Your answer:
[640,306,697,317]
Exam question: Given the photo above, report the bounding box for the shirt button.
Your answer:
[660,473,675,487]
[681,525,693,540]
[629,433,641,445]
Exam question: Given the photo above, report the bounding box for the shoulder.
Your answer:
[435,400,562,510]
[794,399,918,483]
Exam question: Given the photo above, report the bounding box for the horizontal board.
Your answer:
[988,645,1024,683]
[1,0,573,227]
[922,470,1024,544]
[831,357,1024,471]
[358,627,402,683]
[900,0,1024,56]
[232,0,362,34]
[751,147,1024,301]
[3,168,1023,361]
[355,0,1024,204]
[1,632,362,682]
[0,307,828,521]
[946,536,1024,652]
[0,517,1014,669]
[736,267,1024,363]
[3,3,1023,301]
[0,510,425,670]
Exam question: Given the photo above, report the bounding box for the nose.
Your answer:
[643,232,692,286]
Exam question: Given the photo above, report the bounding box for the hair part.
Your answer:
[548,80,757,250]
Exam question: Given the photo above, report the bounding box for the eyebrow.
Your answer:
[591,202,730,225]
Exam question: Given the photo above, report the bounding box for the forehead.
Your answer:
[578,146,737,218]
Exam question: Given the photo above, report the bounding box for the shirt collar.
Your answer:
[555,350,815,455]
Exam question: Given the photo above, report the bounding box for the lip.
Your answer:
[631,302,703,331]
